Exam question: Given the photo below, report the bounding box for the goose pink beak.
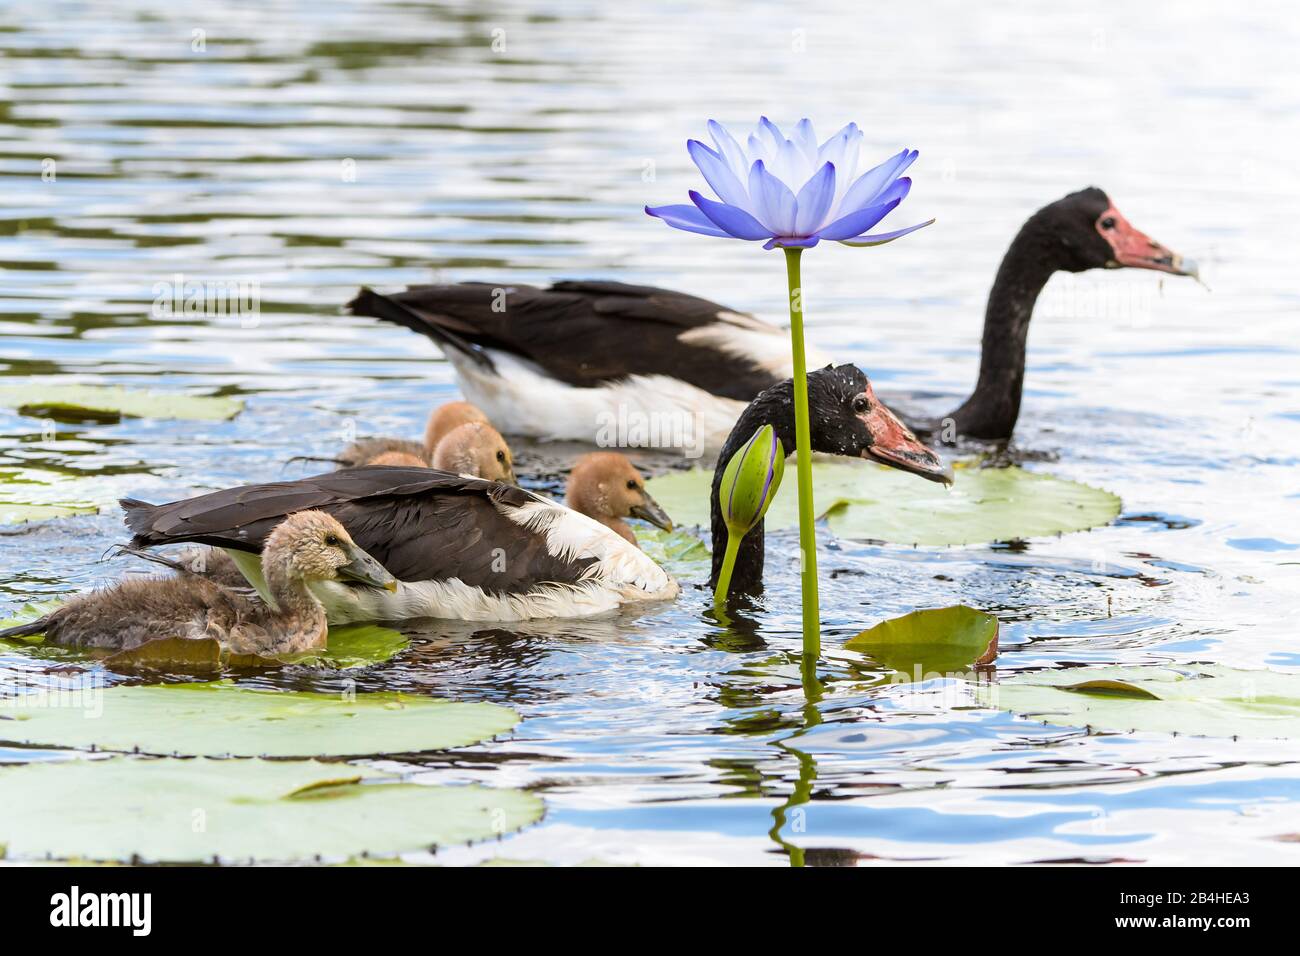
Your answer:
[859,393,951,485]
[1099,204,1196,276]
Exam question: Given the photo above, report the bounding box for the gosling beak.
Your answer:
[338,544,398,592]
[860,395,951,485]
[1101,204,1196,277]
[630,493,674,532]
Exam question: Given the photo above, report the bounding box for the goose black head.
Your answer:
[806,364,950,483]
[1033,187,1195,277]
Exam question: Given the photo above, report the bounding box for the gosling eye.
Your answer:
[851,395,870,414]
[496,450,505,462]
[1100,216,1116,230]
[324,534,340,547]
[626,479,638,490]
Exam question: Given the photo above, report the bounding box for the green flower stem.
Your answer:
[784,247,820,661]
[712,534,742,607]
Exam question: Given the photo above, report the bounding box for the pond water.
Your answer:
[2,0,1299,864]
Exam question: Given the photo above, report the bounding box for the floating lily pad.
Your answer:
[0,469,98,526]
[103,636,238,672]
[102,624,408,673]
[845,605,999,676]
[0,758,543,863]
[0,502,97,525]
[0,383,243,423]
[636,526,711,575]
[302,623,409,669]
[645,461,1120,546]
[984,665,1300,740]
[0,681,519,757]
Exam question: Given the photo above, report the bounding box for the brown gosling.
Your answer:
[3,511,394,657]
[565,452,673,547]
[337,400,490,468]
[432,421,515,484]
[423,400,490,454]
[366,450,428,468]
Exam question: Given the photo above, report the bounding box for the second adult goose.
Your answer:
[119,366,942,622]
[347,188,1192,446]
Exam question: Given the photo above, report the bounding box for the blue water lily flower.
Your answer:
[646,117,933,250]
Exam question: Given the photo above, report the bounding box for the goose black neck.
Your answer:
[709,380,798,595]
[946,219,1059,440]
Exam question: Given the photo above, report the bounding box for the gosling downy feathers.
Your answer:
[2,511,395,656]
[335,400,491,468]
[565,452,673,547]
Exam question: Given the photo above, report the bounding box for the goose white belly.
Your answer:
[449,350,741,455]
[310,574,676,624]
[445,332,832,455]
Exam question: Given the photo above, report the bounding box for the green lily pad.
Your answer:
[302,623,409,669]
[845,605,999,677]
[0,758,543,863]
[0,681,519,757]
[984,665,1300,739]
[645,461,1120,546]
[0,502,97,525]
[0,469,98,526]
[0,383,243,423]
[636,526,711,575]
[103,624,409,673]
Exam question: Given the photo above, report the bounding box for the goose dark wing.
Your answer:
[347,281,782,402]
[122,467,595,595]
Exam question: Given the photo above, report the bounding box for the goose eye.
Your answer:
[324,534,340,547]
[1100,216,1116,230]
[496,450,505,462]
[626,479,638,490]
[851,395,870,414]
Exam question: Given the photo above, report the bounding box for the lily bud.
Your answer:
[719,424,785,539]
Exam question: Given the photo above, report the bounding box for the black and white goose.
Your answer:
[122,468,679,623]
[347,187,1193,447]
[119,366,943,623]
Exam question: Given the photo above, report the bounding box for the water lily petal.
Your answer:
[746,132,772,168]
[839,148,918,214]
[763,236,821,250]
[687,139,753,211]
[817,122,858,155]
[839,218,936,246]
[873,175,912,210]
[747,161,798,235]
[815,197,901,241]
[757,116,785,152]
[707,120,749,182]
[774,137,809,190]
[688,191,773,240]
[792,118,819,166]
[645,203,733,238]
[794,162,836,236]
[817,125,855,174]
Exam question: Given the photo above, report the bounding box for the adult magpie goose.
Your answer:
[347,188,1192,446]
